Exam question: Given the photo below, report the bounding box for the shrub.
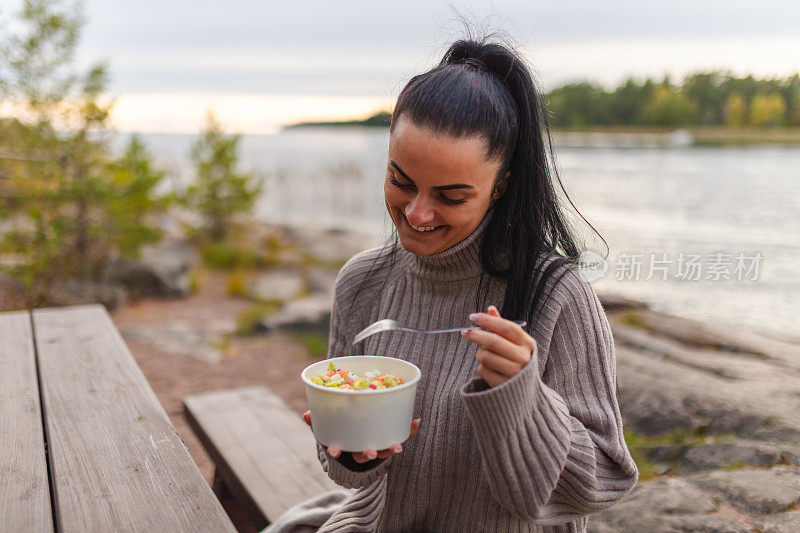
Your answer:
[201,242,265,270]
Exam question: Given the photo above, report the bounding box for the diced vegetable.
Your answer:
[311,363,403,390]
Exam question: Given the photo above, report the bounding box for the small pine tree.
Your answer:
[0,1,170,303]
[185,112,263,242]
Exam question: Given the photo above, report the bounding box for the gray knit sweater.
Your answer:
[314,218,638,532]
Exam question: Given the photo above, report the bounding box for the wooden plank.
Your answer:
[0,311,54,532]
[184,387,342,522]
[32,304,235,532]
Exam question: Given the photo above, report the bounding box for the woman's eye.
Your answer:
[389,175,414,190]
[438,194,467,205]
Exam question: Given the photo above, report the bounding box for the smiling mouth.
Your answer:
[404,216,446,234]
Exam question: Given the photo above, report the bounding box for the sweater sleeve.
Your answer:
[459,270,638,525]
[314,271,394,489]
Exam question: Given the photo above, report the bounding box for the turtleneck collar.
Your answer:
[399,211,492,281]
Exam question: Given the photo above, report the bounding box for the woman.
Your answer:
[270,38,638,532]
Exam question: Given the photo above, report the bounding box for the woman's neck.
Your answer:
[400,212,492,281]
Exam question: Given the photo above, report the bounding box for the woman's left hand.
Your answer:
[462,305,536,388]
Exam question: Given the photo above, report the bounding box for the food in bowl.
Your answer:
[311,362,404,390]
[302,356,421,451]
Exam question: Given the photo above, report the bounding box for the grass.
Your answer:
[188,270,201,294]
[616,311,650,331]
[624,429,742,479]
[235,302,282,336]
[227,270,247,297]
[719,461,748,471]
[294,331,329,358]
[200,241,273,270]
[628,447,659,481]
[299,251,348,270]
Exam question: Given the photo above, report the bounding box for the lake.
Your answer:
[130,128,800,338]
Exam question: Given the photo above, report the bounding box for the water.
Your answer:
[128,129,800,338]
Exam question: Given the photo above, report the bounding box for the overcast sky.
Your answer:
[2,0,799,133]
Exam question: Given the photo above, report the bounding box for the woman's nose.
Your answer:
[404,195,435,225]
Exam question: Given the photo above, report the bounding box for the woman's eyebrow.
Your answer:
[389,160,475,191]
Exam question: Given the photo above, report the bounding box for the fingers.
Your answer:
[407,418,421,440]
[303,410,312,427]
[326,445,341,458]
[474,348,525,376]
[477,363,507,388]
[462,329,527,364]
[352,449,379,463]
[377,443,402,459]
[468,310,535,353]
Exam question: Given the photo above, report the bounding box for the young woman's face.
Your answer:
[384,117,504,256]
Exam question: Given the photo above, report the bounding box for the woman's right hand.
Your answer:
[303,410,421,463]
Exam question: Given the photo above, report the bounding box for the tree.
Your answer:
[749,93,787,127]
[546,82,611,128]
[102,136,169,258]
[0,0,169,302]
[781,74,800,127]
[725,93,747,126]
[683,71,726,125]
[608,78,648,126]
[641,85,695,127]
[184,112,263,242]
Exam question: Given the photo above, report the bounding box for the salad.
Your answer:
[311,362,404,390]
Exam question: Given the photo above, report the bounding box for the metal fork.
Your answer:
[353,318,527,345]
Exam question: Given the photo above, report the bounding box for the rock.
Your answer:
[122,321,226,363]
[0,271,31,311]
[640,444,693,465]
[305,267,339,299]
[682,396,775,438]
[45,278,127,310]
[618,309,783,358]
[752,511,800,533]
[622,515,748,533]
[590,478,741,532]
[248,269,305,302]
[655,516,749,533]
[689,466,800,515]
[105,240,195,298]
[682,442,786,473]
[624,477,717,515]
[261,295,332,333]
[598,293,649,313]
[280,225,368,265]
[617,380,696,436]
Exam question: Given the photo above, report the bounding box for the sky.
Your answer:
[2,0,799,133]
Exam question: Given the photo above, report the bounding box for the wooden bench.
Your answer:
[0,304,235,532]
[183,386,342,530]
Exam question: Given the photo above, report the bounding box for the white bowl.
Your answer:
[301,355,421,452]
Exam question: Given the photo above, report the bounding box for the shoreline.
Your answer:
[279,123,800,146]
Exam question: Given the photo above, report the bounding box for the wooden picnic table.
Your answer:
[0,304,236,532]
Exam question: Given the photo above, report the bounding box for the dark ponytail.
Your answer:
[391,38,607,322]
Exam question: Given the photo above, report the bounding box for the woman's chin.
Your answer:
[397,227,450,256]
[399,239,435,256]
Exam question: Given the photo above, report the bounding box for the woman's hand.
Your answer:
[303,411,421,463]
[462,305,536,388]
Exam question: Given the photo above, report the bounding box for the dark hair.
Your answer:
[389,38,607,322]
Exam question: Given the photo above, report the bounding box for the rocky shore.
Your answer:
[4,218,798,532]
[596,298,800,532]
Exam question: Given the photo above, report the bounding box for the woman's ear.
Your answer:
[491,171,510,202]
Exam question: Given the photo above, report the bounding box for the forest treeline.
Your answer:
[545,72,800,129]
[289,72,800,131]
